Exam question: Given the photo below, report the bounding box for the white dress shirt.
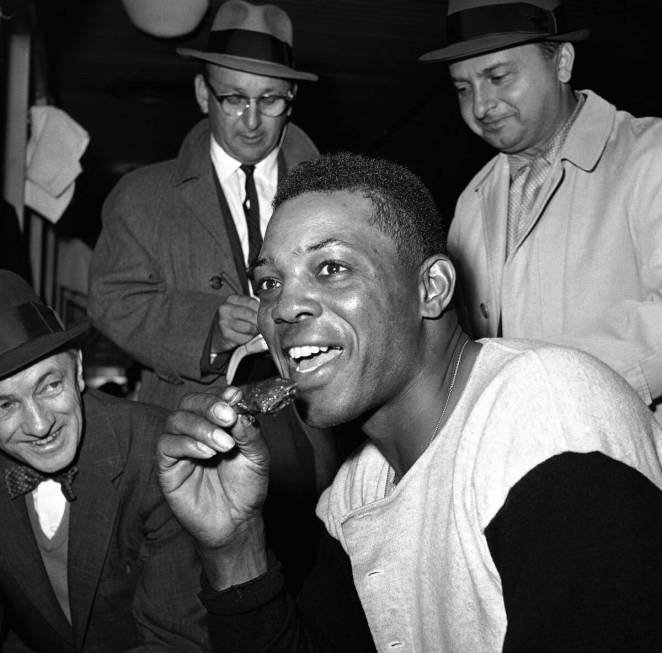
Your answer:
[32,479,66,538]
[209,137,279,268]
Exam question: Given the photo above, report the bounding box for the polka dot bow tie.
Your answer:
[4,465,78,501]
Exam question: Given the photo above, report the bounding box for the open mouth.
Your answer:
[287,344,343,374]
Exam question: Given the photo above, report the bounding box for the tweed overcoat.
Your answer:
[88,119,319,409]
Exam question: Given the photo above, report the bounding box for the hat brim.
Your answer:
[0,320,90,379]
[177,49,319,82]
[419,28,590,64]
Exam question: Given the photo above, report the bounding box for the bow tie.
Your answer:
[4,465,78,502]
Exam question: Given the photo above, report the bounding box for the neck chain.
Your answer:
[427,337,469,448]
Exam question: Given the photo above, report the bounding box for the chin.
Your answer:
[296,394,362,431]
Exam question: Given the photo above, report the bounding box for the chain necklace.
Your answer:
[385,337,470,493]
[426,337,469,448]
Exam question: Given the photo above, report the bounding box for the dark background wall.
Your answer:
[32,0,662,243]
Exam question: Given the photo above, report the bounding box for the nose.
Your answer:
[472,83,497,120]
[242,99,261,131]
[22,400,55,438]
[270,279,321,325]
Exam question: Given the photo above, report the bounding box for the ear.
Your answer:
[418,255,456,319]
[74,349,85,393]
[194,73,210,115]
[285,83,297,118]
[556,42,575,84]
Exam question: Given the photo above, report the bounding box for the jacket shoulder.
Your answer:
[84,390,167,452]
[282,122,320,168]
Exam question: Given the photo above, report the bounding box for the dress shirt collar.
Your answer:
[209,137,279,185]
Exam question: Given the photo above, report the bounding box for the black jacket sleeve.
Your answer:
[485,451,662,653]
[200,534,375,653]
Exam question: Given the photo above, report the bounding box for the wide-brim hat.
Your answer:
[419,0,590,64]
[177,0,318,82]
[0,271,90,379]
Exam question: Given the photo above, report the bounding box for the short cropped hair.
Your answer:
[273,152,446,268]
[537,40,563,59]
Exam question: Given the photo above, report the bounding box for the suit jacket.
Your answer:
[0,390,208,652]
[88,119,319,410]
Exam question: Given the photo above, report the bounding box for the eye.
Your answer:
[255,277,281,295]
[40,378,63,397]
[223,94,246,106]
[454,84,470,97]
[0,398,15,415]
[259,95,280,105]
[319,261,348,276]
[490,72,509,85]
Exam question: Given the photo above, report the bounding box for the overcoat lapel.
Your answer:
[173,121,238,273]
[67,403,123,651]
[478,157,510,334]
[0,467,72,641]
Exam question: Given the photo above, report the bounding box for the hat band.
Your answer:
[0,302,64,354]
[446,3,568,45]
[207,28,294,67]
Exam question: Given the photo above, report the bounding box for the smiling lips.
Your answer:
[287,344,343,374]
[29,427,61,450]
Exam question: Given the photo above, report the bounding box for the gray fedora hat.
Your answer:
[177,0,318,82]
[419,0,589,64]
[0,271,89,379]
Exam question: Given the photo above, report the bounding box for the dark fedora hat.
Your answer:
[0,271,90,379]
[419,0,589,64]
[177,0,318,82]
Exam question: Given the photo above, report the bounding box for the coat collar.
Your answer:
[470,89,615,195]
[558,90,615,173]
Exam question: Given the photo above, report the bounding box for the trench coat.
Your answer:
[448,90,662,408]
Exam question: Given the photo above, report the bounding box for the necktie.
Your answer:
[4,464,77,501]
[240,164,262,267]
[506,156,551,259]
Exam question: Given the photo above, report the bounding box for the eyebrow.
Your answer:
[451,61,512,82]
[250,238,351,275]
[0,370,55,402]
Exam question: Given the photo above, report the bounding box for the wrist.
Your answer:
[199,517,267,590]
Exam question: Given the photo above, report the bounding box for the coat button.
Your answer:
[209,275,223,290]
[480,302,490,319]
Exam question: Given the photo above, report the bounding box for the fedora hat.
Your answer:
[177,0,318,81]
[0,271,90,379]
[419,0,589,64]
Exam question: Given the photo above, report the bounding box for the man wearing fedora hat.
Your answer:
[0,270,208,651]
[420,0,662,414]
[88,0,340,593]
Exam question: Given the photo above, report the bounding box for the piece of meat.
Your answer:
[235,377,297,416]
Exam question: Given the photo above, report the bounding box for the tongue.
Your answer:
[298,348,341,373]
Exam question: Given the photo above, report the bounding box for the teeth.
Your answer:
[288,345,330,361]
[31,431,57,447]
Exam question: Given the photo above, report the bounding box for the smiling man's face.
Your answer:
[0,351,84,473]
[253,190,422,428]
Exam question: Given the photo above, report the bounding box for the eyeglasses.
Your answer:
[203,77,294,118]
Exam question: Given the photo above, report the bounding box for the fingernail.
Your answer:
[212,402,234,422]
[211,429,234,451]
[196,441,216,457]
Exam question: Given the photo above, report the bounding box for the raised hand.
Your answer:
[213,294,260,353]
[156,387,270,554]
